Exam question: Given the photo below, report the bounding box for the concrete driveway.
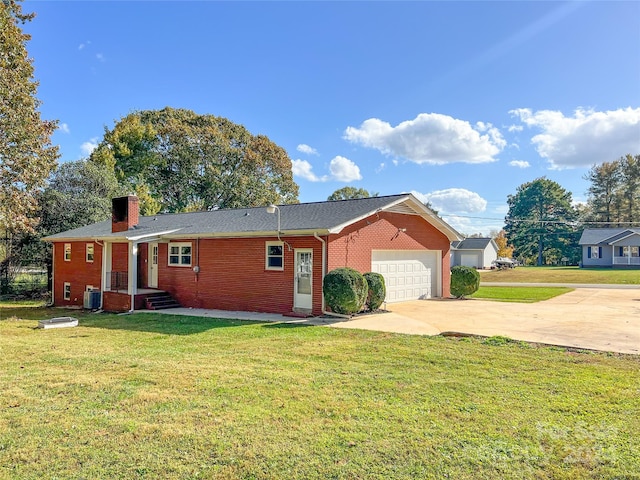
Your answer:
[330,288,640,354]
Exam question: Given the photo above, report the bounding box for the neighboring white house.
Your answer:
[579,228,640,268]
[450,238,498,269]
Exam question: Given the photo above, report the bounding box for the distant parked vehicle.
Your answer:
[492,257,516,269]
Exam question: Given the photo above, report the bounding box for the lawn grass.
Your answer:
[470,286,574,303]
[1,306,639,479]
[479,266,640,284]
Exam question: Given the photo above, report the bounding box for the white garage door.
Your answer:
[371,250,440,303]
[461,254,478,268]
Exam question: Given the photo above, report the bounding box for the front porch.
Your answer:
[613,256,640,267]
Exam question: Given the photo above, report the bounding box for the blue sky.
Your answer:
[24,1,640,235]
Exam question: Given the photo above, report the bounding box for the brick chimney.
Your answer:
[111,195,140,233]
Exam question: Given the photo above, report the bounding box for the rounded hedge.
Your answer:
[323,267,368,315]
[363,272,386,311]
[450,265,480,298]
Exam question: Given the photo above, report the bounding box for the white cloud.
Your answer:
[510,107,640,169]
[328,156,362,182]
[297,144,318,155]
[344,113,506,165]
[96,53,106,62]
[59,123,70,134]
[78,40,90,50]
[292,159,324,182]
[509,160,530,168]
[411,188,487,214]
[292,156,362,183]
[80,138,99,156]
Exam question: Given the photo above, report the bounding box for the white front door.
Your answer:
[148,242,159,288]
[294,249,313,310]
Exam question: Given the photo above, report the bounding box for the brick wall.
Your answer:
[111,243,129,273]
[327,212,452,298]
[52,241,103,307]
[157,236,325,316]
[102,291,131,312]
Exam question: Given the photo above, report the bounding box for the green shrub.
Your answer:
[363,272,386,311]
[323,268,368,315]
[450,265,480,298]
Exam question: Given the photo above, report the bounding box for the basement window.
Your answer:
[168,242,192,267]
[266,242,284,270]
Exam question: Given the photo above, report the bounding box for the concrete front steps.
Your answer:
[145,292,181,310]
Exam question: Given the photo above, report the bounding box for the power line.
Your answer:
[440,213,640,227]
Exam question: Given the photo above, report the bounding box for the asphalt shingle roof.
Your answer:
[578,228,640,245]
[451,238,494,250]
[44,194,460,241]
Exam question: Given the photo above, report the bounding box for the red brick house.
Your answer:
[44,194,462,315]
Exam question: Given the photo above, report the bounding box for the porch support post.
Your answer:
[128,241,138,311]
[100,242,110,309]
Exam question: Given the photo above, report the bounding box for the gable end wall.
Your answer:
[327,212,452,297]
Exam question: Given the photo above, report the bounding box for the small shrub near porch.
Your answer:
[363,272,386,311]
[323,267,368,315]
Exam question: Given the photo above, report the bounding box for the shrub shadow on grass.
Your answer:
[260,322,315,330]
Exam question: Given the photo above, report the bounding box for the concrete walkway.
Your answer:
[156,287,640,355]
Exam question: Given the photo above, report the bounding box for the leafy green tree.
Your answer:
[584,154,640,227]
[619,154,640,224]
[0,0,58,234]
[38,160,124,237]
[90,107,299,213]
[584,160,621,227]
[504,178,577,266]
[327,187,376,201]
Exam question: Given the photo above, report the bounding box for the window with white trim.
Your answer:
[63,282,71,300]
[64,243,71,261]
[86,243,94,263]
[266,242,284,270]
[589,246,601,259]
[622,246,640,257]
[168,242,192,266]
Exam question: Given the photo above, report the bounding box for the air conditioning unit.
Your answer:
[83,290,101,309]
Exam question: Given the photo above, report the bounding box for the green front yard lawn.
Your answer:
[1,305,639,479]
[471,286,574,303]
[479,266,640,284]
